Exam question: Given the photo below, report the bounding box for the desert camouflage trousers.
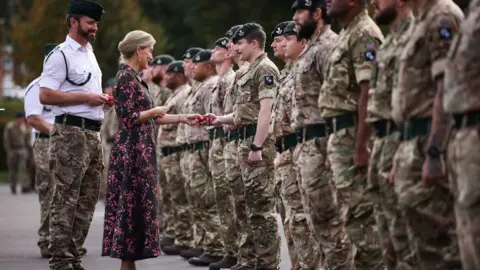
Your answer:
[100,142,112,200]
[48,124,102,270]
[157,147,175,239]
[180,151,199,247]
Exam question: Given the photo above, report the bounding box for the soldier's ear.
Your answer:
[312,7,322,20]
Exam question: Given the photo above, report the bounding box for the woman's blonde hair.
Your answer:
[118,30,156,63]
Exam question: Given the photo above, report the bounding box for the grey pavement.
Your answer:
[0,184,291,270]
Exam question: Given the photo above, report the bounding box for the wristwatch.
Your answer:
[250,144,263,152]
[427,145,441,158]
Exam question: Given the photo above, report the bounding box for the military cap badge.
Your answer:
[305,0,312,6]
[195,55,200,61]
[186,52,191,58]
[238,30,244,37]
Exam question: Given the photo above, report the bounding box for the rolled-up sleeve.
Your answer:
[24,84,43,118]
[39,51,67,90]
[115,72,141,129]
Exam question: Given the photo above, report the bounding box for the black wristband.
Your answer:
[250,144,262,151]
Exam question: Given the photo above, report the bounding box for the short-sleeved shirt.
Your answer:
[223,63,249,131]
[270,64,295,138]
[39,35,103,121]
[211,69,235,116]
[233,53,280,126]
[319,10,384,118]
[392,0,463,123]
[185,75,217,143]
[292,25,338,130]
[158,83,191,147]
[24,77,55,133]
[443,0,479,114]
[366,14,414,123]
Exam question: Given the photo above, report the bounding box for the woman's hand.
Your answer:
[153,106,167,118]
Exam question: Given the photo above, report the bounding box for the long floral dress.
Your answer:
[102,63,160,260]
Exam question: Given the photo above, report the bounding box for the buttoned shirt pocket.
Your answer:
[236,74,253,104]
[70,66,92,85]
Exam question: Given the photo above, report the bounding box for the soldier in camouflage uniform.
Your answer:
[291,1,354,269]
[366,0,414,268]
[208,23,280,270]
[206,37,239,270]
[319,0,385,268]
[149,55,174,108]
[444,2,480,268]
[183,50,224,267]
[391,0,463,268]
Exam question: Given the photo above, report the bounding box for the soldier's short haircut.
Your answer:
[66,14,83,30]
[245,29,267,50]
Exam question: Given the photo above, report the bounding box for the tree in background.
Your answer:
[11,0,166,86]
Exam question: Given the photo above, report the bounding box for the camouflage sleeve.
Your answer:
[428,14,462,79]
[256,66,278,100]
[351,35,382,84]
[202,86,213,114]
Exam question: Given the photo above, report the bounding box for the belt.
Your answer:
[55,114,102,132]
[453,110,480,130]
[296,123,327,143]
[35,132,50,139]
[187,141,209,152]
[398,117,431,141]
[106,138,115,143]
[325,113,356,133]
[226,129,240,142]
[161,145,185,156]
[275,133,297,153]
[372,119,398,138]
[238,123,257,140]
[209,127,225,140]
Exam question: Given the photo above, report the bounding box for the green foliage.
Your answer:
[11,0,167,86]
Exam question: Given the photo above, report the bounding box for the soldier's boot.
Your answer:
[209,256,237,270]
[180,248,203,260]
[11,185,16,195]
[39,245,51,259]
[160,237,175,247]
[162,244,190,255]
[188,254,223,266]
[21,187,32,194]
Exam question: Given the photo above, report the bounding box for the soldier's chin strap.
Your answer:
[44,46,92,87]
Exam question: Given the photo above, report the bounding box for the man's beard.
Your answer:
[297,16,317,40]
[151,72,163,85]
[375,5,397,25]
[78,26,95,42]
[166,80,176,90]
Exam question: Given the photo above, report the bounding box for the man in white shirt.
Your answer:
[38,1,110,269]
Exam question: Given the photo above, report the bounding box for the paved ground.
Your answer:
[0,185,291,270]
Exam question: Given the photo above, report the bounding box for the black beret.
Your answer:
[150,55,175,66]
[225,25,242,40]
[283,22,298,36]
[103,77,115,88]
[271,21,291,38]
[15,112,25,118]
[192,50,212,63]
[67,0,105,22]
[291,0,323,10]
[166,61,185,73]
[182,47,203,60]
[214,37,229,49]
[44,43,57,56]
[232,23,263,44]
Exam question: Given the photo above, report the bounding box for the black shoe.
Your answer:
[188,254,223,266]
[180,248,203,260]
[11,186,16,195]
[162,244,190,255]
[40,252,51,259]
[160,237,175,247]
[209,256,237,270]
[21,187,31,194]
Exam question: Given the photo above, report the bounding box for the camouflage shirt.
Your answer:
[443,0,478,114]
[176,84,195,145]
[158,83,191,147]
[270,64,295,138]
[185,75,217,143]
[319,10,384,118]
[292,25,338,130]
[392,0,463,123]
[101,108,119,142]
[148,82,172,107]
[223,63,249,131]
[3,121,29,152]
[233,53,280,126]
[366,14,414,123]
[211,68,235,116]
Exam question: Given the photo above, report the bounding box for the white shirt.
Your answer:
[24,77,55,134]
[39,35,103,121]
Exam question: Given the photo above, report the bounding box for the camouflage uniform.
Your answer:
[366,14,414,270]
[34,137,52,253]
[184,75,224,256]
[292,25,352,270]
[233,53,280,269]
[3,120,30,192]
[391,0,463,268]
[319,10,384,269]
[209,68,237,258]
[444,1,480,269]
[100,108,119,200]
[158,83,194,248]
[223,63,253,265]
[272,63,319,270]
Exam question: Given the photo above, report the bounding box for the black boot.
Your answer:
[208,256,237,270]
[162,244,190,255]
[180,247,203,260]
[160,237,175,247]
[188,254,223,266]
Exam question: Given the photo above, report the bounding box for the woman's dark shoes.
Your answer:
[188,254,223,266]
[180,248,203,259]
[208,256,237,270]
[161,244,190,255]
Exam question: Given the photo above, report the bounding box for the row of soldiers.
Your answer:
[130,0,479,269]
